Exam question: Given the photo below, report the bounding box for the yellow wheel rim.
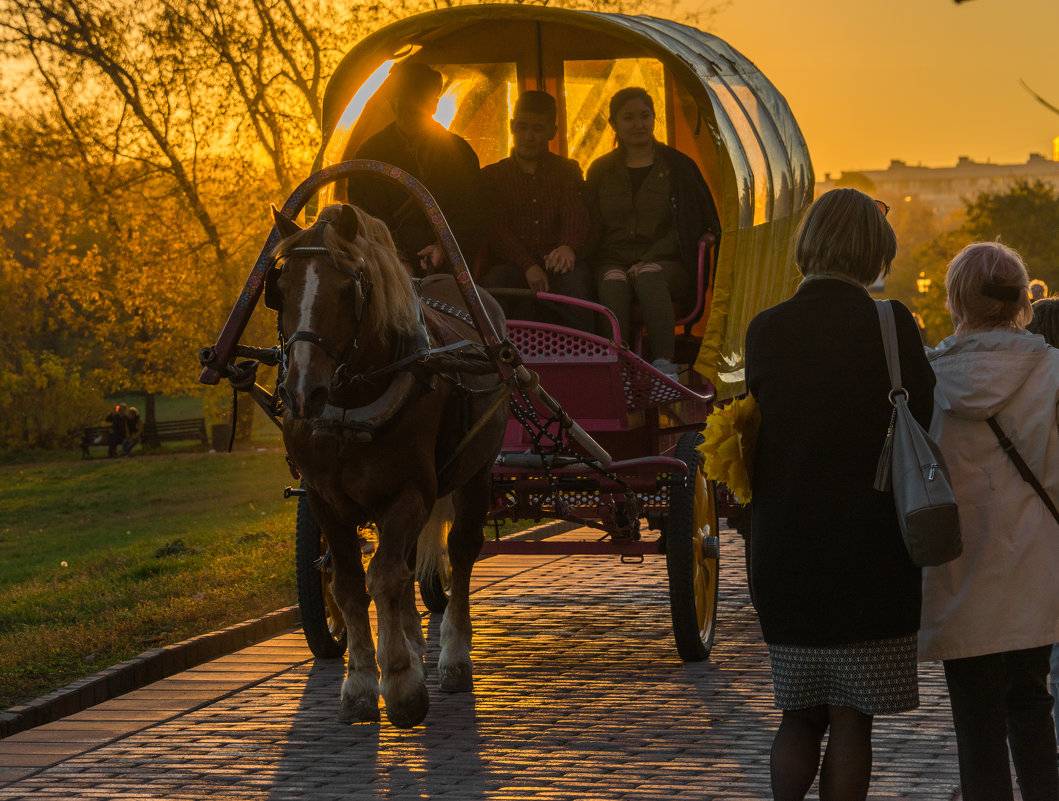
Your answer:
[692,470,719,641]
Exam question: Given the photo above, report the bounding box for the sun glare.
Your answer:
[434,83,462,129]
[324,60,397,166]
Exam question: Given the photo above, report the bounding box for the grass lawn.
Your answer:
[0,447,542,710]
[0,448,298,709]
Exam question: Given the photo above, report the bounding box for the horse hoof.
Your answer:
[438,663,474,693]
[384,685,430,729]
[339,695,381,723]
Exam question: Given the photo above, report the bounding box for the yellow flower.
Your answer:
[696,396,760,502]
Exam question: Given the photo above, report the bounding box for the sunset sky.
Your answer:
[704,0,1059,179]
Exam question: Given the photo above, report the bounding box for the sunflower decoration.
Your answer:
[696,395,760,503]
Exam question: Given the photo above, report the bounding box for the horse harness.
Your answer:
[265,218,507,444]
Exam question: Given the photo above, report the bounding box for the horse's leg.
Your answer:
[369,492,432,729]
[311,501,380,723]
[438,469,488,693]
[400,551,427,662]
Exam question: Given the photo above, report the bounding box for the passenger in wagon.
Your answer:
[347,61,484,275]
[584,87,720,381]
[478,90,594,332]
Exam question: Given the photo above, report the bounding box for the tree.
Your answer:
[963,180,1059,289]
[0,0,703,448]
[884,180,1059,348]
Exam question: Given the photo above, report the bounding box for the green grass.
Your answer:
[0,449,298,709]
[0,449,541,710]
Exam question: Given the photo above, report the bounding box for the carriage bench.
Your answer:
[141,418,210,450]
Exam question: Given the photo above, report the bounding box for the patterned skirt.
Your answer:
[768,634,919,715]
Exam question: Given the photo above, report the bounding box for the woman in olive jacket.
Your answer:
[584,87,720,379]
[745,188,935,801]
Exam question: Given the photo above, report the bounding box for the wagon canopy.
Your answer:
[312,4,813,396]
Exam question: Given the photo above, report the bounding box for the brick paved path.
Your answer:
[0,526,966,800]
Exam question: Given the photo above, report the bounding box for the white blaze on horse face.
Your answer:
[288,265,324,397]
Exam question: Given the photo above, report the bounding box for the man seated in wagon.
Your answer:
[478,90,594,332]
[346,61,485,275]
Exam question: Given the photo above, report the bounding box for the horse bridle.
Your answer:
[268,220,374,374]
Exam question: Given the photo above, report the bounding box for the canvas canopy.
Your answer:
[312,4,814,395]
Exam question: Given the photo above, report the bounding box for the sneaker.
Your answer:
[652,358,680,382]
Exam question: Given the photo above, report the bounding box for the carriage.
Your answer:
[198,4,812,724]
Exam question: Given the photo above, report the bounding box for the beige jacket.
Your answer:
[919,329,1059,662]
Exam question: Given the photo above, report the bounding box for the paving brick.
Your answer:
[0,525,975,799]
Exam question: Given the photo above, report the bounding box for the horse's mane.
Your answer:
[275,204,420,339]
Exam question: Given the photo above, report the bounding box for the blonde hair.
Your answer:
[795,188,896,284]
[945,242,1032,331]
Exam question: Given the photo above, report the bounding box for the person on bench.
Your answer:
[122,406,141,456]
[347,61,484,276]
[105,403,129,458]
[478,90,594,332]
[584,87,720,381]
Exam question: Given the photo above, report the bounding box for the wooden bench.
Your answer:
[81,417,209,457]
[141,418,209,449]
[81,425,114,458]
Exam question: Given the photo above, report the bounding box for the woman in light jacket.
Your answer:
[921,242,1059,801]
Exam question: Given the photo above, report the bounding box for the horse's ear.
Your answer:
[271,205,302,239]
[336,204,360,241]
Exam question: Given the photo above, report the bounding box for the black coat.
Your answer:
[745,279,935,646]
[349,121,484,265]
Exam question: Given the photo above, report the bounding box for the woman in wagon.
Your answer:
[919,243,1059,801]
[745,188,935,800]
[583,87,720,382]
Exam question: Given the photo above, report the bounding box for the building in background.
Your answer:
[817,145,1059,223]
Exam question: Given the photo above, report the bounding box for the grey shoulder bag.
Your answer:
[873,300,963,567]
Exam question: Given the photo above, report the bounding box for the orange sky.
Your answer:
[702,0,1059,179]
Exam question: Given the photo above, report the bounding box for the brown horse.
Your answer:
[268,202,508,728]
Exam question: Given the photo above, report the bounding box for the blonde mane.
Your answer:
[274,204,420,340]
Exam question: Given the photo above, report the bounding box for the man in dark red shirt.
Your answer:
[479,91,593,331]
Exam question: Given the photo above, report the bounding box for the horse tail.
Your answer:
[415,494,453,583]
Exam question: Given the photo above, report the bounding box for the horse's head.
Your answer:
[266,203,419,419]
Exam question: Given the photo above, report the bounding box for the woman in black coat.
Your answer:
[745,188,935,800]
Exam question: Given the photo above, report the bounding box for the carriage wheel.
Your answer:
[295,493,347,658]
[417,552,451,614]
[666,431,720,661]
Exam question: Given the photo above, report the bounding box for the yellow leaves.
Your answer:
[696,395,760,503]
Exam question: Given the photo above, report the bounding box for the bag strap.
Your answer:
[874,300,904,394]
[985,416,1059,526]
[873,300,903,492]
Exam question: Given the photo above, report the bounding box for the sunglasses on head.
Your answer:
[875,199,890,217]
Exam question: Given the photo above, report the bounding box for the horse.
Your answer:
[266,201,508,728]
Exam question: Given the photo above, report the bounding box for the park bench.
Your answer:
[141,418,209,449]
[80,425,113,458]
[81,417,209,457]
